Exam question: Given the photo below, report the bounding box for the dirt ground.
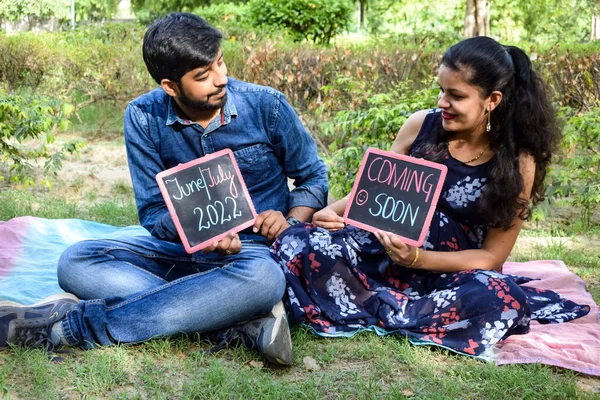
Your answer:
[53,137,133,203]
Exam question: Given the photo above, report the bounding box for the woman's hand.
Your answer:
[312,208,346,231]
[375,231,419,267]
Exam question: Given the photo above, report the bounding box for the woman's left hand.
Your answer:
[375,231,418,267]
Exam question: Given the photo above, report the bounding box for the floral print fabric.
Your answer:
[272,225,590,357]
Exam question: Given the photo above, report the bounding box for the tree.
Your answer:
[464,0,490,37]
[131,0,211,23]
[249,0,353,45]
[589,0,600,40]
[357,0,367,30]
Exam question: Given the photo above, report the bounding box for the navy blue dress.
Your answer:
[272,110,589,357]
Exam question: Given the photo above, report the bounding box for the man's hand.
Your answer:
[312,207,345,231]
[253,210,289,241]
[202,232,242,255]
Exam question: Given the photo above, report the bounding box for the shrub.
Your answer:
[547,107,600,227]
[0,91,84,187]
[248,0,353,45]
[322,81,439,199]
[193,2,254,39]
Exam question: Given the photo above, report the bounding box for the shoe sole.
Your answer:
[262,301,293,366]
[0,293,79,308]
[0,293,80,350]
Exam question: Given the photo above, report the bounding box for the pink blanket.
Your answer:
[495,260,600,376]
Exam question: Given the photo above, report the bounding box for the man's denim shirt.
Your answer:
[124,77,328,244]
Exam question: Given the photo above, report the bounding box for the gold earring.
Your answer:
[486,110,491,132]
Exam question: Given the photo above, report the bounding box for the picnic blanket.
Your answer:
[1,216,598,375]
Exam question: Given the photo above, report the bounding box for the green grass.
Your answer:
[0,192,598,399]
[0,189,138,226]
[0,330,595,399]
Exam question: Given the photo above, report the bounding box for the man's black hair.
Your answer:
[142,12,223,84]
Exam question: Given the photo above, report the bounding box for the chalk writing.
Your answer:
[344,148,447,247]
[156,149,256,253]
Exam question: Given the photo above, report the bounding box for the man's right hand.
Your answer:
[202,232,242,255]
[312,208,345,231]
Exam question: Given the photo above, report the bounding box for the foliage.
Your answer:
[323,81,438,199]
[0,0,64,22]
[0,0,119,23]
[248,0,353,44]
[364,0,463,38]
[193,1,253,39]
[74,0,120,21]
[492,0,593,43]
[532,43,600,111]
[131,0,211,25]
[0,33,56,90]
[0,91,84,187]
[547,107,600,228]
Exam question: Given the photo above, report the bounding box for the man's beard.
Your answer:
[177,85,227,111]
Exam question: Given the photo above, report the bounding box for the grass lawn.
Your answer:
[0,188,598,399]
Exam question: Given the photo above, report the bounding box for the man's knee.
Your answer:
[246,257,286,308]
[57,240,103,292]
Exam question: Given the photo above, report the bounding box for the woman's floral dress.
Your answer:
[271,110,589,357]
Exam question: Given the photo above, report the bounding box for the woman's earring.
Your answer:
[486,110,491,132]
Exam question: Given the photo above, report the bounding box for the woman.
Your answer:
[272,36,589,357]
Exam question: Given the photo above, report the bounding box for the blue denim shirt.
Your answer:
[124,77,328,244]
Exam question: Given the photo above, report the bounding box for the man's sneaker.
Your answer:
[239,301,293,366]
[0,293,79,352]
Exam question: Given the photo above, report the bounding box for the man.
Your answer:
[0,13,328,366]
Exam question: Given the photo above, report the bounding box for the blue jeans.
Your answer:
[56,235,285,349]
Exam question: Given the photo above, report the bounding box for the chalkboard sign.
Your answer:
[156,149,257,253]
[343,148,447,247]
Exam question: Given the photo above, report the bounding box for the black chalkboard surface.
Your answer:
[156,149,257,253]
[343,148,447,247]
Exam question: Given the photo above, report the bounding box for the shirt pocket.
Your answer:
[233,144,277,190]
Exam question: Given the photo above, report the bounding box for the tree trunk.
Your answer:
[592,15,600,41]
[357,0,367,31]
[464,0,490,37]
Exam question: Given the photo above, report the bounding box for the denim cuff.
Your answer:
[289,186,327,210]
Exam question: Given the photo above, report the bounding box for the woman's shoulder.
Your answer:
[391,109,437,154]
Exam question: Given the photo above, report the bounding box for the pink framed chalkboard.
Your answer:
[343,148,447,247]
[156,148,257,254]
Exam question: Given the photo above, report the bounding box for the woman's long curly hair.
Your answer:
[414,36,561,230]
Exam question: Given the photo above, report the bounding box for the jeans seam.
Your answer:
[101,246,192,263]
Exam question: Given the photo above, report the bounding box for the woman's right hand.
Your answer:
[312,207,346,231]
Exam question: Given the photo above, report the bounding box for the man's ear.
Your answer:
[488,90,503,112]
[160,79,179,98]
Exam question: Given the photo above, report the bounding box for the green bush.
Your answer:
[0,33,55,90]
[248,0,353,44]
[323,81,438,199]
[194,2,253,39]
[0,90,84,187]
[547,107,600,227]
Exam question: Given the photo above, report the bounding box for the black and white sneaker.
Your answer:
[239,300,293,366]
[0,293,79,351]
